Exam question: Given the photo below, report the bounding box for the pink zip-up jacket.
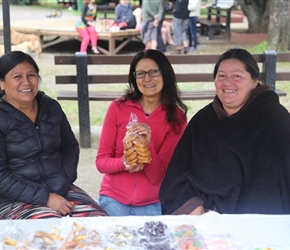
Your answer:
[96,99,187,206]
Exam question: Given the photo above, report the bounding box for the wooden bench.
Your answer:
[199,5,232,40]
[54,51,289,148]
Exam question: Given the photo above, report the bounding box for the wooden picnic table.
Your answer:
[0,17,141,55]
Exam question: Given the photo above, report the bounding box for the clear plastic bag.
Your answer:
[123,113,152,165]
[171,224,207,250]
[138,221,173,250]
[61,222,103,250]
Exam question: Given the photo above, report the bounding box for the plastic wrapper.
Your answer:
[171,224,207,250]
[204,234,237,250]
[60,222,102,250]
[104,225,138,249]
[4,227,65,250]
[137,221,173,250]
[123,112,152,164]
[16,230,63,250]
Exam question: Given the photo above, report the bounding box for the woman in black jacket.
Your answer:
[0,51,107,219]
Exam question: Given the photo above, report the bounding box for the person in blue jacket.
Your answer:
[111,0,142,30]
[0,51,108,219]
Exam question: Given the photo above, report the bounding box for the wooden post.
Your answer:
[262,50,277,90]
[207,6,212,21]
[75,52,91,148]
[225,8,231,40]
[2,1,11,53]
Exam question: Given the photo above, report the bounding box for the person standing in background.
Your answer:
[172,0,189,54]
[76,0,100,54]
[156,0,167,52]
[141,0,163,50]
[187,0,201,52]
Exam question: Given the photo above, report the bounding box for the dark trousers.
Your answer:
[188,16,198,48]
[157,15,166,52]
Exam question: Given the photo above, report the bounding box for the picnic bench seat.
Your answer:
[54,51,289,147]
[199,5,232,40]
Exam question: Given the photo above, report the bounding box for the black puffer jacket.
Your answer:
[0,91,79,205]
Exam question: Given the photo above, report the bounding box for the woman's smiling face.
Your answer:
[214,58,259,115]
[135,58,163,100]
[0,61,39,108]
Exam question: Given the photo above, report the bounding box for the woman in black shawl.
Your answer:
[159,48,290,215]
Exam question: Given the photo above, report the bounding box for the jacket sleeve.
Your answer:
[81,5,89,25]
[0,135,50,205]
[96,101,126,173]
[142,114,187,185]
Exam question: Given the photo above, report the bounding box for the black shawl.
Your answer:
[159,86,290,214]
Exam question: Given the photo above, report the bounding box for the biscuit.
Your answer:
[123,131,152,164]
[137,155,152,163]
[124,147,135,157]
[127,151,138,162]
[124,141,134,150]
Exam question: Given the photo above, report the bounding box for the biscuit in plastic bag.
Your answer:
[123,113,152,164]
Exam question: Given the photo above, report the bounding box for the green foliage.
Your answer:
[247,41,268,53]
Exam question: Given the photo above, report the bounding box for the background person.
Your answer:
[111,0,142,30]
[96,49,187,216]
[159,48,290,215]
[141,0,164,50]
[76,0,100,54]
[172,0,189,54]
[156,0,167,53]
[0,51,107,219]
[161,20,175,46]
[187,0,201,52]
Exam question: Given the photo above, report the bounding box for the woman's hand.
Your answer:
[153,19,159,27]
[123,155,144,173]
[131,123,152,145]
[189,205,205,215]
[47,193,74,215]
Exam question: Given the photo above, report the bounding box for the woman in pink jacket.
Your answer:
[96,49,187,216]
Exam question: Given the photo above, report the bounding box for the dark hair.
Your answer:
[213,48,260,81]
[0,51,40,81]
[120,49,187,134]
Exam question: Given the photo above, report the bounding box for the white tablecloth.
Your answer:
[1,212,290,249]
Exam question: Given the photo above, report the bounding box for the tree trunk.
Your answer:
[267,0,290,51]
[236,0,269,33]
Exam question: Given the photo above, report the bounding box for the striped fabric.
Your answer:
[0,185,108,219]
